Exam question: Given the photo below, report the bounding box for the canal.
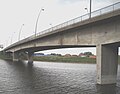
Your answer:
[0,59,120,94]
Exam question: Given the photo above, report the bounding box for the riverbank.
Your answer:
[33,56,96,63]
[1,51,120,64]
[33,55,120,64]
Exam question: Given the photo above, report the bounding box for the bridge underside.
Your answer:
[8,42,120,85]
[23,45,96,52]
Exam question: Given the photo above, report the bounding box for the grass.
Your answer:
[33,56,96,63]
[0,50,120,64]
[34,55,120,64]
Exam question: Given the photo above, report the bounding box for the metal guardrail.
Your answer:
[5,2,120,49]
[29,2,120,40]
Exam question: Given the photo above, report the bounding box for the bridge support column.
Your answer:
[13,52,19,62]
[28,52,34,63]
[97,44,118,84]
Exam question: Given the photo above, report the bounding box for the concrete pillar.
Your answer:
[97,44,118,84]
[28,52,34,63]
[13,52,19,62]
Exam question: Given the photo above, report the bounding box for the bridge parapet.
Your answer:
[35,2,120,37]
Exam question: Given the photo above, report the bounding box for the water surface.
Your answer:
[0,59,120,94]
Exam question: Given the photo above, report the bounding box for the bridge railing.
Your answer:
[6,2,120,49]
[91,2,120,17]
[35,2,120,37]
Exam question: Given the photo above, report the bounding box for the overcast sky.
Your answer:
[0,0,119,55]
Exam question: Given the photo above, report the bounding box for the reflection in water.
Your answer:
[0,59,120,94]
[27,62,33,68]
[96,84,116,94]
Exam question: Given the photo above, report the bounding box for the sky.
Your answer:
[0,0,119,55]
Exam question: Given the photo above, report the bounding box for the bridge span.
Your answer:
[3,2,120,85]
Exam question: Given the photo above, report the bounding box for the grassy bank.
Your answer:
[34,55,120,64]
[1,51,120,64]
[33,56,96,63]
[0,51,12,60]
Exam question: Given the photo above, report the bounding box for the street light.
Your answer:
[49,23,53,31]
[85,7,88,13]
[18,24,24,41]
[89,0,92,18]
[85,0,92,18]
[7,36,11,46]
[35,8,44,37]
[11,32,15,44]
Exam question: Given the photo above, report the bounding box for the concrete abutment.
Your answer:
[97,44,118,84]
[12,52,19,62]
[28,52,34,64]
[11,51,34,63]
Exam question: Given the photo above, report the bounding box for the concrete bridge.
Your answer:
[4,2,120,85]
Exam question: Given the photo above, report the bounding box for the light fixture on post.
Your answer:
[49,23,53,31]
[18,24,24,41]
[89,0,92,18]
[34,8,44,37]
[85,7,88,13]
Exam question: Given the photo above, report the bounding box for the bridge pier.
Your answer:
[97,44,118,84]
[13,52,19,62]
[28,52,34,63]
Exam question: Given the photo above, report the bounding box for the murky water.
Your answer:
[0,59,120,94]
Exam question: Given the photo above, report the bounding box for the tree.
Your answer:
[83,52,93,57]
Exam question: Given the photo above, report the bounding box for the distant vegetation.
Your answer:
[33,55,96,63]
[0,51,120,64]
[0,51,12,60]
[33,51,96,63]
[34,55,120,64]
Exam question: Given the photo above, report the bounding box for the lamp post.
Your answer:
[89,0,92,18]
[49,23,53,31]
[85,7,88,13]
[18,24,24,41]
[11,32,15,44]
[85,0,92,18]
[35,8,44,37]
